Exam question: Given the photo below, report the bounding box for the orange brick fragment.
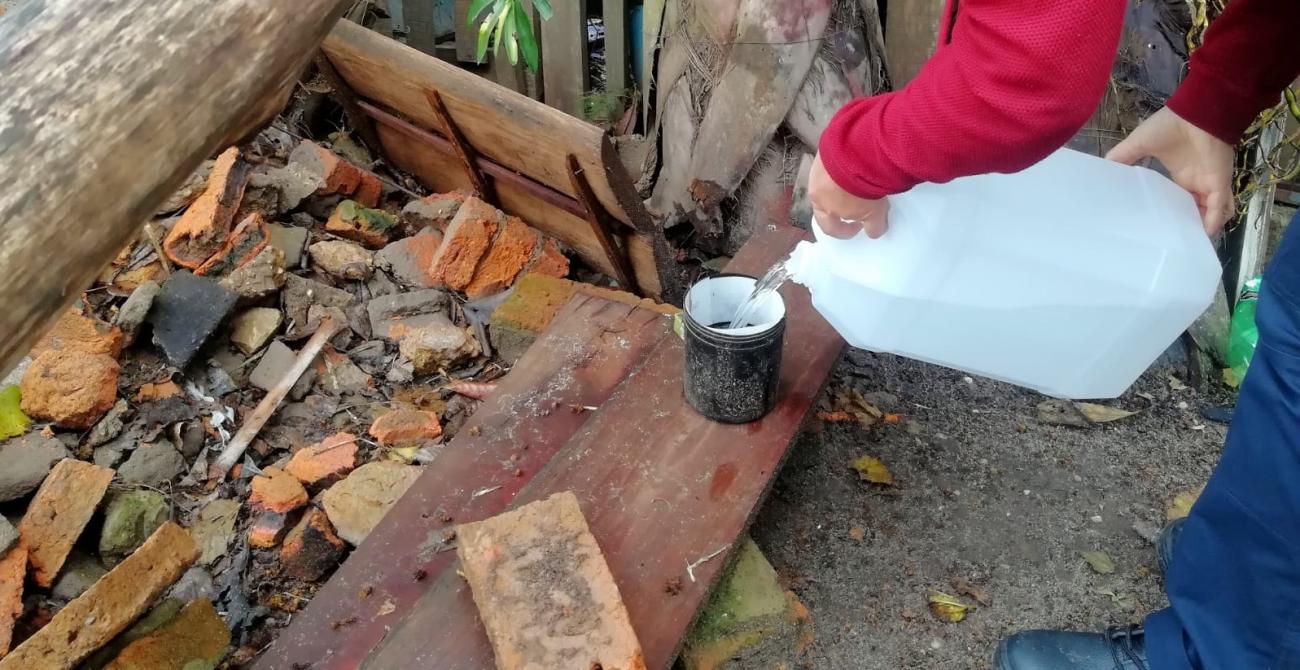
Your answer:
[0,547,25,658]
[0,523,198,670]
[103,598,230,670]
[20,350,120,429]
[400,190,469,234]
[325,200,396,249]
[280,508,346,582]
[353,172,383,208]
[429,196,503,291]
[30,308,124,359]
[527,238,571,279]
[247,467,309,549]
[18,459,115,587]
[163,147,250,269]
[195,212,270,277]
[457,491,646,670]
[465,217,541,299]
[285,433,359,487]
[368,409,442,446]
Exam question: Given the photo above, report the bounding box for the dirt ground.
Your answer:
[752,346,1230,669]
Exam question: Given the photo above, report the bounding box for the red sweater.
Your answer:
[820,0,1300,200]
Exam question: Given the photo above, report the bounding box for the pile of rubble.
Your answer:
[0,130,583,665]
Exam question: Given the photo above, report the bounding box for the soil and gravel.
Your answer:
[753,347,1230,669]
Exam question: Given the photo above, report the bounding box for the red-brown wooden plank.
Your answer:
[362,224,845,669]
[257,296,672,669]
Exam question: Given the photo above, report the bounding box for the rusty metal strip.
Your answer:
[565,153,638,293]
[422,88,496,203]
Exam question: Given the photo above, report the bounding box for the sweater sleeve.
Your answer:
[818,0,1126,199]
[1167,0,1300,144]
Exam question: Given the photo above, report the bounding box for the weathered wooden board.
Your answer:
[324,20,626,225]
[375,120,662,295]
[604,0,629,112]
[884,0,946,86]
[0,0,351,378]
[540,0,589,117]
[362,223,844,669]
[256,295,672,670]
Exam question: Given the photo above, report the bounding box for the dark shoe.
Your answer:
[994,625,1149,670]
[1157,517,1186,574]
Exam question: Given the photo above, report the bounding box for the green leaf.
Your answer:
[0,385,30,440]
[1081,550,1116,575]
[466,0,494,26]
[492,2,511,57]
[532,0,554,21]
[475,17,493,63]
[504,11,519,65]
[514,6,539,71]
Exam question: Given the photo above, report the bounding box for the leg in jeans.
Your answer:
[1146,212,1300,669]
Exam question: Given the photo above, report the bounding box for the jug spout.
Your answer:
[786,240,820,288]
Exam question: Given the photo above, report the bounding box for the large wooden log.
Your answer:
[0,0,351,376]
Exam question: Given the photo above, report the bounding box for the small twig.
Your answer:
[471,485,502,500]
[143,222,173,277]
[686,545,727,583]
[209,317,342,479]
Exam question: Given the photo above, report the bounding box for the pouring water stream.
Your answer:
[726,257,792,329]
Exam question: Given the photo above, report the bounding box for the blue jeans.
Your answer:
[1147,213,1300,669]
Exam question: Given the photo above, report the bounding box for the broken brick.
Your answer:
[0,523,198,670]
[280,508,346,582]
[282,274,357,340]
[103,598,230,670]
[220,245,287,301]
[285,433,359,488]
[20,350,120,429]
[325,200,396,249]
[321,462,422,546]
[526,237,571,279]
[400,190,468,234]
[428,196,503,291]
[30,308,124,359]
[456,491,645,670]
[366,290,449,339]
[248,467,309,549]
[303,141,364,198]
[353,172,383,209]
[163,147,250,269]
[368,409,442,446]
[195,212,270,278]
[18,458,115,587]
[310,240,374,281]
[398,320,481,375]
[465,216,541,299]
[0,547,25,658]
[376,229,444,288]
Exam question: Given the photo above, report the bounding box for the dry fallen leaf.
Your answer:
[950,576,991,606]
[1098,589,1138,611]
[1166,486,1204,521]
[135,379,182,402]
[851,455,894,485]
[848,527,865,542]
[1081,550,1116,574]
[817,410,855,423]
[1168,375,1187,391]
[927,590,974,623]
[1076,402,1137,423]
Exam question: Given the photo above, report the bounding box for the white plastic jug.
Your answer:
[788,148,1221,399]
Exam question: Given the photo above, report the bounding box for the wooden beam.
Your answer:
[0,0,351,378]
[540,0,589,117]
[884,0,945,86]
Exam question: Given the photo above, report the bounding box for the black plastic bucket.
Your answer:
[682,274,787,423]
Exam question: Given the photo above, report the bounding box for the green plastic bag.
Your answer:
[1226,276,1262,387]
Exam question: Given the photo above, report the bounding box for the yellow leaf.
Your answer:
[1075,402,1136,423]
[1081,550,1116,574]
[851,455,894,485]
[1166,486,1204,521]
[927,590,973,623]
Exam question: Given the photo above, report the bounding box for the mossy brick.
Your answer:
[99,490,170,564]
[102,598,230,670]
[681,537,810,670]
[325,200,397,249]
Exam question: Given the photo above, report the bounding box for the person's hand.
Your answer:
[809,153,890,239]
[1106,107,1236,236]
